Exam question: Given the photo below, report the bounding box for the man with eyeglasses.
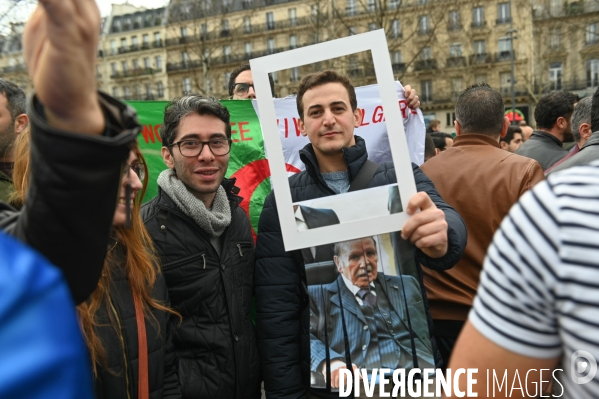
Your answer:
[228,63,275,99]
[141,95,261,399]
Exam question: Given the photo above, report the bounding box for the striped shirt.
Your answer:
[470,161,599,399]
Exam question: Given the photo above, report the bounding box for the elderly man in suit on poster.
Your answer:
[308,236,434,389]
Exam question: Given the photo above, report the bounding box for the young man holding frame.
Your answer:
[255,70,466,398]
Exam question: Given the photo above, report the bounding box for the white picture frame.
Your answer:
[250,30,417,251]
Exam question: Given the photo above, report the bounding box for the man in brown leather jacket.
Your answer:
[420,83,544,368]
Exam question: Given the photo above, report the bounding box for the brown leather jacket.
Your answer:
[420,134,544,321]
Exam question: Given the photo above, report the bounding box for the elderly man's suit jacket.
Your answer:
[308,274,433,375]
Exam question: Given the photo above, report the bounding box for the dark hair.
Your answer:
[500,126,523,145]
[534,90,577,130]
[424,133,436,161]
[334,236,377,259]
[571,96,592,143]
[455,83,505,136]
[160,94,231,149]
[430,132,453,151]
[228,63,275,97]
[0,79,26,121]
[591,86,599,133]
[296,70,357,120]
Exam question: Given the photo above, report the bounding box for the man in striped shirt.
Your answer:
[449,161,599,398]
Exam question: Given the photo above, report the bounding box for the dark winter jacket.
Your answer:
[255,136,467,399]
[0,92,139,304]
[93,242,181,399]
[548,131,599,174]
[141,179,261,399]
[515,130,567,171]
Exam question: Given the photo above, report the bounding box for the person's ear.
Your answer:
[499,141,508,150]
[556,116,567,129]
[500,117,509,138]
[454,120,462,136]
[353,107,361,128]
[14,113,28,135]
[334,256,342,272]
[580,122,592,142]
[161,146,175,169]
[299,117,307,136]
[435,148,441,155]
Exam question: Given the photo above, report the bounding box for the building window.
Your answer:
[587,23,598,45]
[474,40,486,55]
[182,51,190,66]
[142,34,149,47]
[124,86,131,99]
[449,42,462,57]
[244,17,251,33]
[451,78,463,99]
[389,0,400,10]
[180,26,187,37]
[113,87,119,98]
[498,37,512,56]
[222,19,230,35]
[224,72,231,90]
[368,0,377,12]
[290,67,300,82]
[289,35,298,49]
[587,59,599,87]
[448,10,460,30]
[157,81,164,98]
[549,28,561,48]
[420,47,432,60]
[549,62,562,90]
[419,15,430,34]
[155,56,162,70]
[131,36,138,48]
[245,42,252,56]
[133,59,139,69]
[200,23,208,38]
[111,62,117,75]
[145,83,153,99]
[369,23,377,31]
[110,39,117,55]
[183,77,192,94]
[497,2,511,24]
[392,51,402,64]
[267,38,275,54]
[475,74,487,84]
[154,32,161,44]
[349,26,357,35]
[120,37,127,51]
[391,19,400,38]
[349,55,359,76]
[134,84,141,99]
[271,71,278,83]
[500,72,511,94]
[421,80,432,102]
[266,12,275,30]
[143,57,150,69]
[346,0,357,16]
[472,6,484,27]
[223,45,231,62]
[549,0,563,15]
[289,8,297,26]
[121,60,128,72]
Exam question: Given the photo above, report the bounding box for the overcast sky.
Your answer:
[1,0,170,34]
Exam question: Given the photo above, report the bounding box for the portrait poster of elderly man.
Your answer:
[307,234,435,389]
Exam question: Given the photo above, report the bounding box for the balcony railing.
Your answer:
[446,56,466,68]
[469,53,492,64]
[110,68,162,79]
[392,63,406,73]
[414,59,437,70]
[496,17,512,24]
[495,50,515,62]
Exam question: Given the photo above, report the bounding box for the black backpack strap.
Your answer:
[348,159,379,192]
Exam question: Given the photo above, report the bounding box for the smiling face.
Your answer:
[161,113,230,208]
[298,82,361,164]
[335,237,378,289]
[113,150,143,227]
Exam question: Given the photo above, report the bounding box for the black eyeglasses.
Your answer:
[232,83,255,95]
[123,163,145,181]
[169,139,232,157]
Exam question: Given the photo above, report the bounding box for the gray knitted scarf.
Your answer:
[157,169,231,237]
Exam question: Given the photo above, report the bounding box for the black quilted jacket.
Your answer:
[141,180,261,399]
[255,136,467,399]
[93,243,181,399]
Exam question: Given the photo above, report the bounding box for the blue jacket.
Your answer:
[255,136,467,399]
[0,232,93,399]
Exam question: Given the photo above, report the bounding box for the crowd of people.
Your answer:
[1,1,599,399]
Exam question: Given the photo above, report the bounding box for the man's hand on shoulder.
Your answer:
[401,192,448,258]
